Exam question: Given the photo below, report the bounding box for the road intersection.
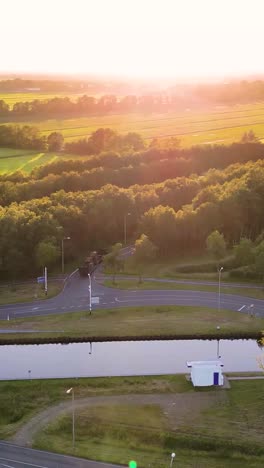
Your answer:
[0,268,263,322]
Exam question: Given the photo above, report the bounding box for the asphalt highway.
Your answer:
[0,268,263,321]
[0,441,122,468]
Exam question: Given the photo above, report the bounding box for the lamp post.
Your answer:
[218,266,223,313]
[216,325,221,359]
[124,212,131,246]
[66,387,75,449]
[61,237,71,274]
[170,453,176,468]
[88,273,92,314]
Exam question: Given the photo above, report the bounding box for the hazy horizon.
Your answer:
[1,0,264,80]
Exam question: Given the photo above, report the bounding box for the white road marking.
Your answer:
[32,307,39,310]
[0,459,48,468]
[238,305,246,311]
[0,463,16,468]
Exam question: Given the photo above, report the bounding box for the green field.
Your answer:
[0,375,190,439]
[2,102,264,147]
[0,148,75,174]
[2,102,264,174]
[0,92,93,108]
[33,380,264,467]
[2,375,264,466]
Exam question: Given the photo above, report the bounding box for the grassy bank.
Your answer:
[104,279,264,300]
[33,380,264,467]
[1,305,264,341]
[0,375,191,439]
[0,280,63,305]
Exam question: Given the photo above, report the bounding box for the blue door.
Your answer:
[213,372,219,385]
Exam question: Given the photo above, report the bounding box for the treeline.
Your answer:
[0,124,145,153]
[2,80,264,118]
[0,94,190,117]
[0,124,62,151]
[0,78,107,93]
[1,143,264,205]
[1,159,264,277]
[194,80,264,105]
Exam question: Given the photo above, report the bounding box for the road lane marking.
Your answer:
[0,459,48,468]
[0,463,16,468]
[32,307,39,310]
[238,305,246,311]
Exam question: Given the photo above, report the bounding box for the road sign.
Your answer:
[37,276,45,284]
[91,296,99,304]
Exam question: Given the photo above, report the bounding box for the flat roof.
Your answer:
[187,360,224,367]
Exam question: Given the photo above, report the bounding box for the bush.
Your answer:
[229,265,259,280]
[175,262,218,273]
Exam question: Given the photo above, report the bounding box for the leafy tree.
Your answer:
[88,128,119,154]
[206,230,226,260]
[241,130,258,143]
[47,132,64,151]
[254,241,264,278]
[35,241,59,269]
[103,243,123,284]
[133,234,157,283]
[121,132,145,151]
[0,100,9,114]
[233,238,255,266]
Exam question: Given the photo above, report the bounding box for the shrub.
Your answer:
[229,265,259,280]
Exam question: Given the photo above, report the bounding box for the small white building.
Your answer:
[187,360,224,387]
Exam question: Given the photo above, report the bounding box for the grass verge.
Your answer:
[104,279,264,300]
[33,380,264,467]
[0,375,191,439]
[1,305,264,341]
[0,280,63,305]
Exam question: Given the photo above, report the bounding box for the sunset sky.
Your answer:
[1,0,264,79]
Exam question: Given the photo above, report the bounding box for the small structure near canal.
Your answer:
[187,360,224,387]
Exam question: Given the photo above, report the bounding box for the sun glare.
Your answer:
[1,0,264,79]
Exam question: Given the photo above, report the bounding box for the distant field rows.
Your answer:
[1,102,264,173]
[1,102,264,147]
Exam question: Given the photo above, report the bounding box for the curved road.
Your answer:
[0,441,122,468]
[0,268,263,321]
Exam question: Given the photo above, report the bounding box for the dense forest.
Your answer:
[2,77,264,278]
[0,142,263,205]
[1,148,264,278]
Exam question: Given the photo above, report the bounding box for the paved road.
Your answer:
[0,268,263,321]
[0,441,122,468]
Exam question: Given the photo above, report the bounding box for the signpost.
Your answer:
[44,267,48,296]
[91,297,99,305]
[37,276,45,284]
[37,267,47,296]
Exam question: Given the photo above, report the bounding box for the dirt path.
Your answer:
[11,391,227,447]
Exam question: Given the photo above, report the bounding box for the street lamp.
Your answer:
[124,212,131,246]
[218,266,223,313]
[88,273,92,315]
[170,453,176,468]
[61,237,71,274]
[66,387,75,449]
[216,325,221,359]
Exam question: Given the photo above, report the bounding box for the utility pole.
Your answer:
[66,387,75,449]
[88,273,92,315]
[124,212,131,246]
